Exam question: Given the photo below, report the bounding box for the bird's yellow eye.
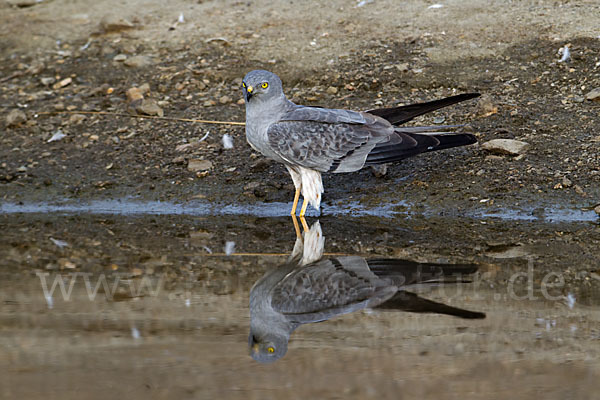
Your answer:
[242,82,246,88]
[261,82,269,89]
[267,347,275,353]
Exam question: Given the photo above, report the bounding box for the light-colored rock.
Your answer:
[138,83,151,95]
[113,54,127,62]
[481,139,529,156]
[68,114,86,124]
[136,99,163,117]
[585,88,600,101]
[126,87,144,102]
[124,55,153,68]
[395,63,409,72]
[326,86,338,94]
[187,159,213,172]
[7,109,27,126]
[40,77,55,86]
[485,244,531,259]
[100,16,134,33]
[594,205,600,216]
[52,77,72,89]
[477,94,498,116]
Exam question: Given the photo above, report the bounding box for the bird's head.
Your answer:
[248,331,288,363]
[241,70,283,104]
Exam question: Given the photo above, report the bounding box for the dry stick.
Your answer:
[35,110,246,126]
[201,252,350,257]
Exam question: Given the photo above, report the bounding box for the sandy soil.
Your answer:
[1,0,599,215]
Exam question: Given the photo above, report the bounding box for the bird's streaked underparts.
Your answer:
[242,70,480,218]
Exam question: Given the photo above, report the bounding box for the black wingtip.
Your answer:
[367,93,481,126]
[376,291,486,319]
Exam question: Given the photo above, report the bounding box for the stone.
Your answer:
[395,63,409,72]
[477,94,498,116]
[187,159,213,172]
[138,83,151,95]
[6,109,27,127]
[370,164,387,178]
[40,77,55,86]
[126,87,144,102]
[113,54,127,62]
[481,139,530,156]
[136,99,163,117]
[124,55,153,68]
[68,114,86,124]
[485,244,531,259]
[326,86,338,94]
[52,77,72,89]
[585,88,600,101]
[219,95,232,104]
[100,16,135,33]
[594,205,600,216]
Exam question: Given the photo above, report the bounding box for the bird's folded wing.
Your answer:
[267,107,393,172]
[271,256,397,323]
[280,106,368,124]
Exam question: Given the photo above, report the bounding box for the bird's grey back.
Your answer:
[269,256,397,323]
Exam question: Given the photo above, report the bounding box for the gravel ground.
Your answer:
[1,0,599,398]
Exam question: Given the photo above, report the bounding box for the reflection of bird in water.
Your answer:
[249,221,485,363]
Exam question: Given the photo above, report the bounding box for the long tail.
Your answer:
[367,93,480,125]
[367,258,478,287]
[364,93,479,165]
[365,129,477,165]
[366,258,485,319]
[375,291,486,319]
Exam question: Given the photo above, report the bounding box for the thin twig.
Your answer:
[200,252,350,257]
[35,110,245,126]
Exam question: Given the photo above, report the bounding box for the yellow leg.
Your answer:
[299,216,309,233]
[290,187,301,216]
[291,214,302,239]
[299,197,309,218]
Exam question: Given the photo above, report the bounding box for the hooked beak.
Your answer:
[244,85,254,102]
[251,343,259,354]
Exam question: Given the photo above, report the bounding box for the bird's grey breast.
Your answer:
[245,101,290,163]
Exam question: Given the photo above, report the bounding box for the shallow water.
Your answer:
[1,210,599,399]
[1,199,598,222]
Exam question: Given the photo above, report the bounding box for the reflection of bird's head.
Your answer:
[248,331,288,363]
[241,70,283,103]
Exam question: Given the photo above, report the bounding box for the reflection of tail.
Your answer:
[376,291,485,319]
[366,259,485,319]
[367,258,478,287]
